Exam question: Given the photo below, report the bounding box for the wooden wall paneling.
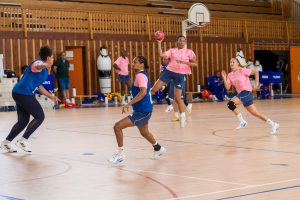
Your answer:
[225,43,229,73]
[86,40,92,95]
[92,40,98,93]
[32,39,36,61]
[205,43,209,79]
[129,41,133,81]
[10,39,14,71]
[200,42,205,84]
[215,42,219,71]
[27,39,33,66]
[220,43,224,71]
[116,40,121,93]
[89,40,96,94]
[4,39,10,69]
[229,43,233,64]
[195,42,199,86]
[17,39,21,76]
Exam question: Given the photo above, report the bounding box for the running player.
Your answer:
[221,57,279,134]
[108,56,166,164]
[0,46,58,153]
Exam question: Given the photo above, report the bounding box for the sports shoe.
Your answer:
[15,139,32,152]
[180,115,187,128]
[151,146,166,160]
[186,103,193,114]
[108,151,125,164]
[165,105,173,113]
[171,116,180,122]
[0,141,17,153]
[271,123,279,134]
[121,101,126,106]
[236,121,248,130]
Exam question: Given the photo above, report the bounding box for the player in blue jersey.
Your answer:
[0,46,58,153]
[108,56,166,164]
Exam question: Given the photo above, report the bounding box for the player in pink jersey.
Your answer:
[221,57,279,134]
[151,35,196,128]
[114,49,130,105]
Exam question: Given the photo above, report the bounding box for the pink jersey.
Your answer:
[227,67,252,93]
[114,56,129,75]
[134,73,148,88]
[163,48,196,75]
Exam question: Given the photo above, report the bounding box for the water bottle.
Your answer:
[197,85,201,92]
[104,96,108,106]
[114,96,118,105]
[72,87,76,97]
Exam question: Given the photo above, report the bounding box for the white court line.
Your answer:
[163,177,300,200]
[122,167,251,186]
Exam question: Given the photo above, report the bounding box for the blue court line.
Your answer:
[216,184,300,200]
[0,195,23,200]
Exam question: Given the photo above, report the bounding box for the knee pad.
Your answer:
[227,101,236,111]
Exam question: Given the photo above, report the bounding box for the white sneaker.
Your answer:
[271,123,279,134]
[186,103,193,114]
[151,146,166,160]
[108,151,125,164]
[121,101,126,106]
[180,116,187,128]
[15,139,32,152]
[0,141,17,153]
[236,121,248,130]
[165,105,173,113]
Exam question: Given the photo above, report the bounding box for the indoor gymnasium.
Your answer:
[0,0,300,199]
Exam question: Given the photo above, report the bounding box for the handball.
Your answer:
[155,31,165,41]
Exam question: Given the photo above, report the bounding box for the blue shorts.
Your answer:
[58,77,70,90]
[159,69,185,90]
[236,90,253,107]
[128,112,152,128]
[168,80,186,100]
[118,75,130,83]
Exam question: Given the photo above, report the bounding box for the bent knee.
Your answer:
[113,122,122,132]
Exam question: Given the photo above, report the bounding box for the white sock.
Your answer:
[20,137,27,142]
[174,112,179,118]
[66,99,71,104]
[267,119,275,126]
[122,96,125,101]
[118,147,124,154]
[237,113,245,122]
[180,112,186,118]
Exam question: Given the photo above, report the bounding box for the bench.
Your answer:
[185,91,202,101]
[75,95,98,105]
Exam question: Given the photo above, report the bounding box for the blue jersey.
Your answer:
[130,71,153,112]
[13,59,48,96]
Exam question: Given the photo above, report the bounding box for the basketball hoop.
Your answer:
[182,3,210,37]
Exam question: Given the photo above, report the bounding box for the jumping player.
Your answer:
[151,35,196,127]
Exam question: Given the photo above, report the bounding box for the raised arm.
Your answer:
[157,40,164,58]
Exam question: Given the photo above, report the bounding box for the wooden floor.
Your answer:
[1,98,300,200]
